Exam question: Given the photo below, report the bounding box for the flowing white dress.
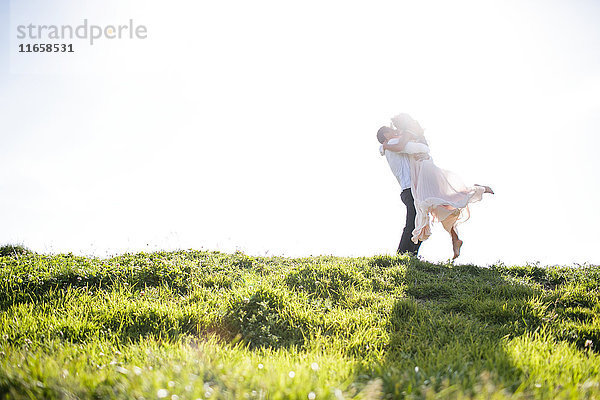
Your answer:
[381,139,485,244]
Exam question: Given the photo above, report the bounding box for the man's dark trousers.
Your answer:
[398,188,422,255]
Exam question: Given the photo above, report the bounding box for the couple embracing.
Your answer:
[377,114,494,260]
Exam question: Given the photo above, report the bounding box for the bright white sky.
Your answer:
[1,0,599,266]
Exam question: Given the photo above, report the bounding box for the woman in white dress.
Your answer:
[380,114,493,259]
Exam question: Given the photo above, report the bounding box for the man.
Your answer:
[376,125,422,256]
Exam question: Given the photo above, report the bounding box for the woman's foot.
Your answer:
[452,238,463,260]
[475,184,494,194]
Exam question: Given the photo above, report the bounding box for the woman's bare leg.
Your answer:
[475,184,494,194]
[451,227,463,260]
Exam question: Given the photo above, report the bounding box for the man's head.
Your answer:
[376,126,397,144]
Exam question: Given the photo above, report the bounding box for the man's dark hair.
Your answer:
[377,126,393,144]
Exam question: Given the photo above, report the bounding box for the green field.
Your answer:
[1,246,599,399]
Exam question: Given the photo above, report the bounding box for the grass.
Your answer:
[0,247,599,399]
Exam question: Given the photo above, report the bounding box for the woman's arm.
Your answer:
[383,135,430,155]
[403,141,430,154]
[385,140,430,154]
[382,132,412,152]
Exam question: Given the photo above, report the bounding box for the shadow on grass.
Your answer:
[365,256,544,396]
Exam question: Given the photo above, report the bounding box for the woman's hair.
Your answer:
[376,126,394,144]
[391,113,427,144]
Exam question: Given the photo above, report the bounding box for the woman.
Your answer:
[380,114,493,259]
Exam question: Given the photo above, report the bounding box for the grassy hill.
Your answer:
[1,247,599,399]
